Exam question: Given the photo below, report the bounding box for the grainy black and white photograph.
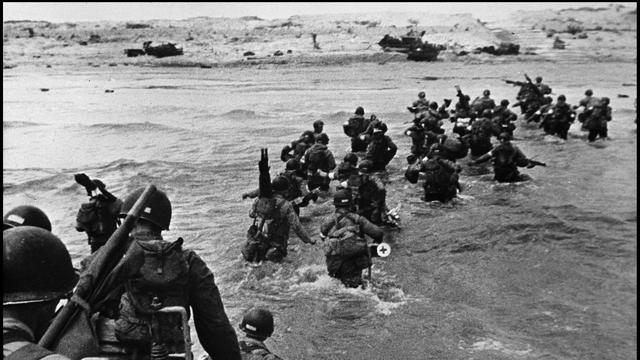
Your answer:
[3,2,637,359]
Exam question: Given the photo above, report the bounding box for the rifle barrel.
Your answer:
[38,184,157,350]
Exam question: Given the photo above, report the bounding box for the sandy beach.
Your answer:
[3,5,636,69]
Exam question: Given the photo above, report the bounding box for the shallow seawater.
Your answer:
[3,61,636,359]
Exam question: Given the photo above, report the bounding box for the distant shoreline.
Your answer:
[3,6,636,69]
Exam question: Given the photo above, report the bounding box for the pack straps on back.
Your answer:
[253,198,284,233]
[329,212,361,238]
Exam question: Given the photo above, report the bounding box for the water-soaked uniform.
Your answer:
[586,102,612,142]
[343,173,387,226]
[320,209,383,288]
[344,114,370,152]
[81,232,242,360]
[302,143,336,191]
[489,141,531,183]
[243,194,314,262]
[549,101,576,139]
[468,117,496,157]
[364,135,397,172]
[491,105,517,136]
[419,156,461,203]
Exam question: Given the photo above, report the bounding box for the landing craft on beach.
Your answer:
[377,30,442,62]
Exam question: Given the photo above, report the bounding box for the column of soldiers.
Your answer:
[4,75,617,360]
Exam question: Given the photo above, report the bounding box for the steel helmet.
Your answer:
[119,187,172,230]
[535,76,542,83]
[557,95,566,102]
[602,97,610,105]
[301,130,315,142]
[313,120,324,127]
[271,175,290,192]
[418,91,426,99]
[373,122,388,134]
[3,205,52,231]
[333,189,352,208]
[585,89,593,96]
[483,89,491,96]
[500,99,510,107]
[3,226,78,305]
[343,152,358,165]
[240,308,274,339]
[498,132,512,141]
[285,158,300,171]
[355,106,364,115]
[316,133,329,144]
[358,159,374,173]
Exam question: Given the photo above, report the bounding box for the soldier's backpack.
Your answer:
[324,213,368,275]
[493,144,516,169]
[280,171,302,200]
[305,145,327,172]
[344,116,366,137]
[114,238,189,350]
[405,161,421,184]
[75,196,121,238]
[248,197,285,241]
[422,158,452,194]
[442,137,469,160]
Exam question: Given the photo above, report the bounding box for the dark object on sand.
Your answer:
[40,88,50,92]
[125,49,145,57]
[243,51,255,56]
[553,36,566,49]
[475,42,520,55]
[142,41,183,58]
[407,44,441,61]
[273,50,284,56]
[378,30,441,62]
[105,89,114,93]
[617,94,629,98]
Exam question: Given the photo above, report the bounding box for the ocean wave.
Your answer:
[327,110,352,120]
[3,120,45,128]
[217,109,261,119]
[88,121,177,132]
[3,169,70,194]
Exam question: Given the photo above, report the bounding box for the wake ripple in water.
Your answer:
[235,262,408,317]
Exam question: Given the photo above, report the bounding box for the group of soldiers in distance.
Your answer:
[237,73,619,293]
[3,73,619,360]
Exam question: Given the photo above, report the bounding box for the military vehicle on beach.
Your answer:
[124,41,184,58]
[378,30,441,62]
